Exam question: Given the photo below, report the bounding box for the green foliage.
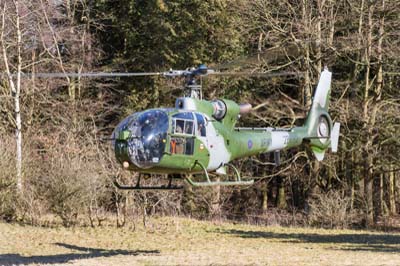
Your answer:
[93,0,246,117]
[95,0,244,70]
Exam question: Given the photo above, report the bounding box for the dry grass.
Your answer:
[2,217,400,266]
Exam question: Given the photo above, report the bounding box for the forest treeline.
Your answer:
[0,0,399,229]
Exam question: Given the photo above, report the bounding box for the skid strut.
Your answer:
[185,161,254,187]
[114,174,183,190]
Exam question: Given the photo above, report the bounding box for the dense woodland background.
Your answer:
[1,0,399,229]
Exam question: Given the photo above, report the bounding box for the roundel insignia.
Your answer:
[247,139,253,149]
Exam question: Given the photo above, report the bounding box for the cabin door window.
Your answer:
[170,112,195,155]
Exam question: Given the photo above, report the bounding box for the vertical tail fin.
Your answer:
[312,68,332,110]
[304,68,340,161]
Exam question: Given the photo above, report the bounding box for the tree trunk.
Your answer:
[364,164,373,226]
[301,0,312,108]
[316,0,323,74]
[350,0,365,98]
[1,1,23,192]
[362,1,375,227]
[389,167,396,215]
[211,177,221,218]
[181,176,196,215]
[373,174,383,221]
[15,0,22,192]
[347,148,355,210]
[371,0,386,223]
[291,179,302,209]
[261,180,268,213]
[15,87,22,191]
[276,176,287,209]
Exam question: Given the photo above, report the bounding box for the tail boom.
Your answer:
[229,68,339,162]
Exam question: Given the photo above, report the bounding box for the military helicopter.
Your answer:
[107,64,340,190]
[23,64,339,190]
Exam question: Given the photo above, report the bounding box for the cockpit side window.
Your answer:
[170,112,195,155]
[172,112,194,135]
[195,113,206,137]
[175,120,185,133]
[184,120,194,134]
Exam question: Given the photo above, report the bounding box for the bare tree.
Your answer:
[1,0,23,191]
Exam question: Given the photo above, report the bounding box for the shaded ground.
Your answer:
[2,217,400,265]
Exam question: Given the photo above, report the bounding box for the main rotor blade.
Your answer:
[2,70,303,79]
[212,44,302,71]
[210,71,303,78]
[3,72,163,78]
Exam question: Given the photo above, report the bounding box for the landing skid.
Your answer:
[185,161,254,187]
[113,161,254,190]
[113,174,184,190]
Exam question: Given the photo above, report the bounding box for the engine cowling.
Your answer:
[174,97,251,129]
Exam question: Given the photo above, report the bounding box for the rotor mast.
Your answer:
[164,64,211,100]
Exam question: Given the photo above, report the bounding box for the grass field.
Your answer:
[1,217,400,266]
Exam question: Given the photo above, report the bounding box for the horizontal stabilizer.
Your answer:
[330,122,340,153]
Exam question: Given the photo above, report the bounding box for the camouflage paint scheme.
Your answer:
[113,69,339,177]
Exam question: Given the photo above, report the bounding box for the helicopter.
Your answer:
[17,64,340,190]
[107,64,340,190]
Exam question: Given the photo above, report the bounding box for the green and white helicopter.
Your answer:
[110,65,340,190]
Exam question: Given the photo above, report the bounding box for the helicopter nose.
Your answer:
[113,129,133,165]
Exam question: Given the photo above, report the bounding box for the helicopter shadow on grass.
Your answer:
[0,243,160,266]
[215,228,400,253]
